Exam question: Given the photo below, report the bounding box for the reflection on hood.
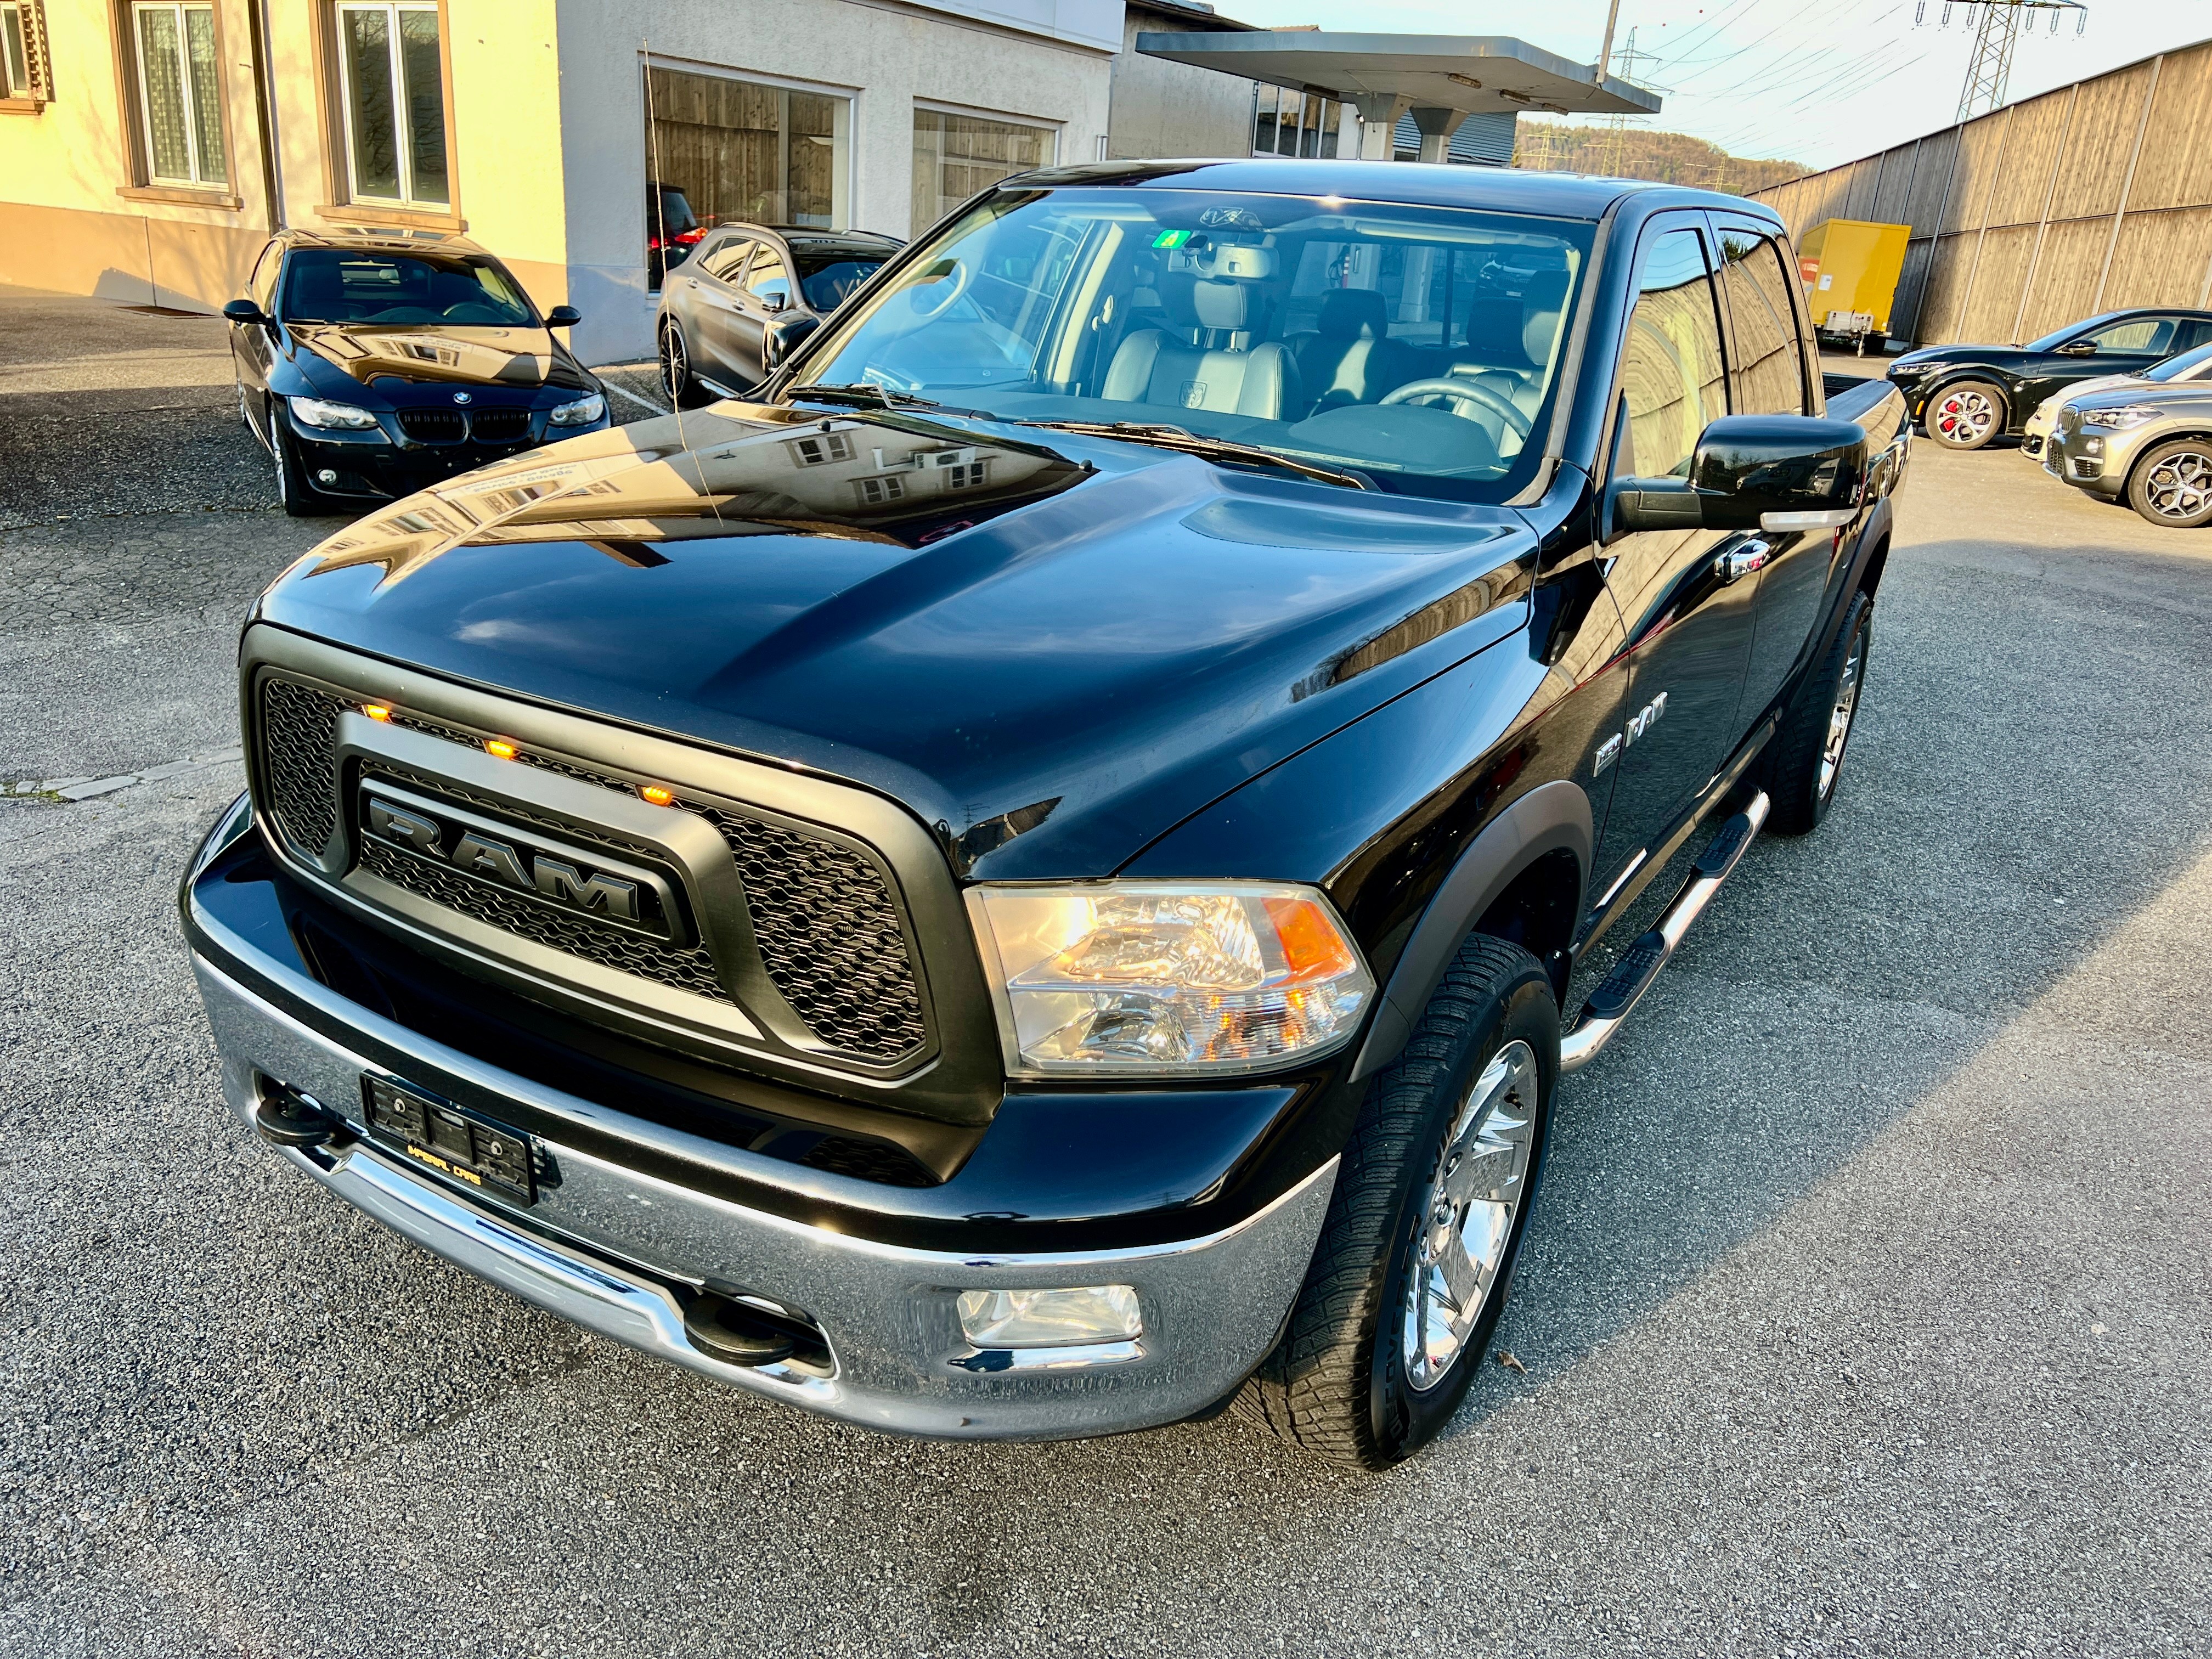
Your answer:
[297,404,1093,589]
[297,324,574,390]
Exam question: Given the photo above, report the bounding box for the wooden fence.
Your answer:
[1753,40,2212,346]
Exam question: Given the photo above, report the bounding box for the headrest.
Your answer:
[1522,270,1571,364]
[1192,278,1252,332]
[1318,287,1389,341]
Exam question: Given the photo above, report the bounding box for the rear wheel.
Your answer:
[2126,438,2212,528]
[1237,934,1556,1470]
[659,321,710,409]
[1763,588,1872,834]
[1927,379,2005,450]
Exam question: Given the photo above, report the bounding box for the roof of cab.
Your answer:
[1002,157,1781,224]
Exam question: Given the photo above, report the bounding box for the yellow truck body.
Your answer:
[1796,219,1911,336]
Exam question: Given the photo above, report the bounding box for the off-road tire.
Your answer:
[2125,437,2212,528]
[1926,379,2006,450]
[1763,588,1872,834]
[1236,935,1558,1471]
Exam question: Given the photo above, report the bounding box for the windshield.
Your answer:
[2145,340,2212,382]
[281,249,539,328]
[794,187,1593,500]
[795,249,889,312]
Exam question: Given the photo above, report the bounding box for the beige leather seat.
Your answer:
[1102,278,1301,421]
[1288,289,1410,413]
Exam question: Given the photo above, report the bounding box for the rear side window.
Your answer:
[698,236,753,283]
[1714,228,1807,416]
[1617,227,1728,479]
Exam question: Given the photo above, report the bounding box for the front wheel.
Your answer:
[1926,379,2006,450]
[2126,437,2212,528]
[1237,935,1557,1470]
[659,321,710,409]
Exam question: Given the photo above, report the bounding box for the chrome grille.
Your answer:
[255,672,928,1065]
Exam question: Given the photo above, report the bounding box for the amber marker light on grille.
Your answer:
[485,739,519,760]
[362,704,392,722]
[640,785,675,807]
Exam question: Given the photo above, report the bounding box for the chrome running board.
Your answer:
[1558,791,1770,1075]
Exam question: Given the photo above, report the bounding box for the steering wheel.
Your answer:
[908,258,972,320]
[1379,376,1533,442]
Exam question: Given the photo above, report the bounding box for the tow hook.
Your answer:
[682,1294,800,1368]
[253,1079,346,1149]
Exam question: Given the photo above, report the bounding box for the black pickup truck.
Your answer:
[183,161,1909,1470]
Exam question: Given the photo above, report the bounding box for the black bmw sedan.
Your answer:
[224,230,611,516]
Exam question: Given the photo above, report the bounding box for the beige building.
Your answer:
[0,0,1251,363]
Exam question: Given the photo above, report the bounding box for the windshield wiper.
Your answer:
[1015,421,1371,490]
[787,382,950,412]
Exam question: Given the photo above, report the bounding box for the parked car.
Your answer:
[2022,338,2212,459]
[2039,377,2212,527]
[1886,307,2212,450]
[184,162,1909,1470]
[223,229,608,517]
[646,180,708,291]
[656,224,901,405]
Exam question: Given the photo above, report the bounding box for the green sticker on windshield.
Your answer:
[1151,229,1191,249]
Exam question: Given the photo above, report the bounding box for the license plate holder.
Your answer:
[362,1075,536,1204]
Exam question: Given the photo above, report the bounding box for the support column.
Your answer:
[1409,106,1467,165]
[1353,91,1409,160]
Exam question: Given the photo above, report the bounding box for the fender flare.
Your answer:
[1348,778,1593,1081]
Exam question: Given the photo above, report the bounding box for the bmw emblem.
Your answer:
[452,391,472,404]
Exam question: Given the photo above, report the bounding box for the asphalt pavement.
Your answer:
[1,294,2205,1657]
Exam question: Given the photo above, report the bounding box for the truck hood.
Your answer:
[291,323,595,394]
[255,404,1535,878]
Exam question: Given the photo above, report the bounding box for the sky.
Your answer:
[1243,0,2212,171]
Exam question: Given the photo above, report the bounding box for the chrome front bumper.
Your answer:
[187,804,1335,1442]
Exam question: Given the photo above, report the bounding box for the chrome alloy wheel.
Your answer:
[2142,445,2212,521]
[1401,1039,1538,1391]
[1818,624,1866,801]
[1932,386,1997,447]
[660,324,689,404]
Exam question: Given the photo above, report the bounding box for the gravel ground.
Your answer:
[1,302,2206,1657]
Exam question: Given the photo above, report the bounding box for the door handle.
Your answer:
[1718,539,1773,583]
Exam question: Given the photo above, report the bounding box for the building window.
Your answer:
[788,431,853,467]
[855,474,905,506]
[1252,85,1342,158]
[334,1,448,208]
[645,65,849,286]
[2,2,49,103]
[911,107,1053,234]
[129,4,225,184]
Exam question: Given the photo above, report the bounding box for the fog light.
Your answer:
[2083,436,2103,454]
[315,469,340,485]
[957,1285,1140,1348]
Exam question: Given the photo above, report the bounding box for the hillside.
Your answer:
[1512,121,1805,194]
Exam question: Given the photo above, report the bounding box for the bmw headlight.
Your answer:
[969,882,1375,1076]
[549,393,606,427]
[2084,405,2160,430]
[289,396,381,431]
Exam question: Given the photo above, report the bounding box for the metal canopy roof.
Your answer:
[1132,31,1661,120]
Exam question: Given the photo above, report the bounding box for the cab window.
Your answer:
[1714,228,1806,417]
[1617,228,1728,480]
[2078,316,2177,354]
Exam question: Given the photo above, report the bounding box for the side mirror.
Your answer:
[759,290,789,315]
[545,305,581,328]
[760,312,820,373]
[1613,415,1866,534]
[222,298,267,326]
[2057,340,2099,357]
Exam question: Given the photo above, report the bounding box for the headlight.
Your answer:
[968,881,1375,1076]
[549,393,606,427]
[2084,405,2160,430]
[288,396,380,431]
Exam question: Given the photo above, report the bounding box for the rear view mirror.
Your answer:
[2057,340,2099,357]
[761,313,820,373]
[222,298,266,326]
[1613,415,1866,534]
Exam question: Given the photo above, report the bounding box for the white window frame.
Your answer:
[131,2,224,187]
[642,54,857,238]
[335,0,445,208]
[910,98,1060,234]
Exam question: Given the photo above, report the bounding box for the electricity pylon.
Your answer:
[1916,1,2087,122]
[1598,29,1670,175]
